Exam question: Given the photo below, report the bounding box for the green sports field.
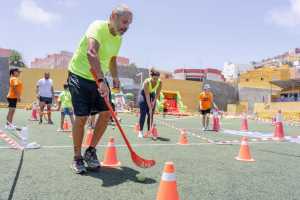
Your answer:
[1,109,300,200]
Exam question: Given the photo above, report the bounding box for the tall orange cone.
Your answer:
[177,129,188,145]
[212,110,220,132]
[101,137,121,167]
[235,136,255,162]
[63,119,70,131]
[156,161,180,200]
[152,123,159,138]
[273,110,285,140]
[241,113,248,131]
[83,128,93,148]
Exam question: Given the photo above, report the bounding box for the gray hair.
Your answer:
[112,4,132,17]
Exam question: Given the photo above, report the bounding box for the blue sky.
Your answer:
[1,0,300,71]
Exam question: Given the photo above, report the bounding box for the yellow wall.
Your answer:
[19,68,69,103]
[239,66,290,89]
[227,103,247,114]
[161,79,202,112]
[17,69,203,112]
[254,102,300,121]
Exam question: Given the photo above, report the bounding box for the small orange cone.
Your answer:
[156,161,180,200]
[273,110,285,140]
[31,107,38,121]
[83,128,93,148]
[152,124,159,138]
[241,114,249,131]
[63,119,70,131]
[177,129,188,145]
[235,136,255,162]
[134,123,140,133]
[101,137,121,167]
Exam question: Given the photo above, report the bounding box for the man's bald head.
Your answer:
[110,4,133,36]
[112,4,132,17]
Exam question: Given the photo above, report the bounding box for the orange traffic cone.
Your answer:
[152,124,159,138]
[273,110,285,140]
[235,136,255,162]
[156,161,180,200]
[134,123,140,133]
[31,107,38,121]
[83,128,93,148]
[101,137,121,167]
[177,129,188,145]
[241,114,248,131]
[212,110,220,132]
[63,119,70,131]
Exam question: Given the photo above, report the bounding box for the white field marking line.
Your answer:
[111,124,134,128]
[161,115,198,121]
[156,119,288,145]
[156,120,217,143]
[0,141,279,149]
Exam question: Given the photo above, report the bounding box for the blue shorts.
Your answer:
[61,107,73,116]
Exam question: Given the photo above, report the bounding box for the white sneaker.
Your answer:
[138,131,143,138]
[5,123,16,130]
[202,127,206,131]
[57,128,64,132]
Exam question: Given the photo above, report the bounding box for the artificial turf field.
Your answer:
[1,108,300,200]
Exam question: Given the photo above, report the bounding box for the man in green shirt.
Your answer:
[68,5,133,174]
[56,84,74,131]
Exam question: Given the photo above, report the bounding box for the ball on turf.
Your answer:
[136,174,146,182]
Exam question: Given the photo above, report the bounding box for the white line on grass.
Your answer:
[0,141,280,150]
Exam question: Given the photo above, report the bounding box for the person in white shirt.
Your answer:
[36,72,54,124]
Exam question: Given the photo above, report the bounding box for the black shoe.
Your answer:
[39,119,42,124]
[71,156,87,174]
[84,147,101,170]
[48,120,54,125]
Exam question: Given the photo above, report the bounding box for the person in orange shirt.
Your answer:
[5,68,23,130]
[199,84,215,131]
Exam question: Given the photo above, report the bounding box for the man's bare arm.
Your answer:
[109,56,118,78]
[87,38,104,79]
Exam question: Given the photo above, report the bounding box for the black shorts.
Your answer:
[7,98,17,108]
[200,109,211,115]
[39,96,53,105]
[68,72,112,116]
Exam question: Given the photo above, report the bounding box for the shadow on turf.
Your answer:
[86,166,157,187]
[152,137,170,142]
[259,149,300,158]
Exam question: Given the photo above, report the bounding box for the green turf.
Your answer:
[1,109,300,200]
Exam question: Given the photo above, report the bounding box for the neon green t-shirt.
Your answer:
[144,78,161,93]
[69,20,122,80]
[58,90,72,108]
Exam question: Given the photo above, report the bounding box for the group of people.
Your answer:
[5,70,75,131]
[4,4,216,174]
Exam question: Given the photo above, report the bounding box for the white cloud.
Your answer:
[18,0,60,25]
[56,0,79,7]
[268,0,300,27]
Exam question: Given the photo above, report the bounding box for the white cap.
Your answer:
[203,84,210,90]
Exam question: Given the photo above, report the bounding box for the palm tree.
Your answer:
[9,50,26,67]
